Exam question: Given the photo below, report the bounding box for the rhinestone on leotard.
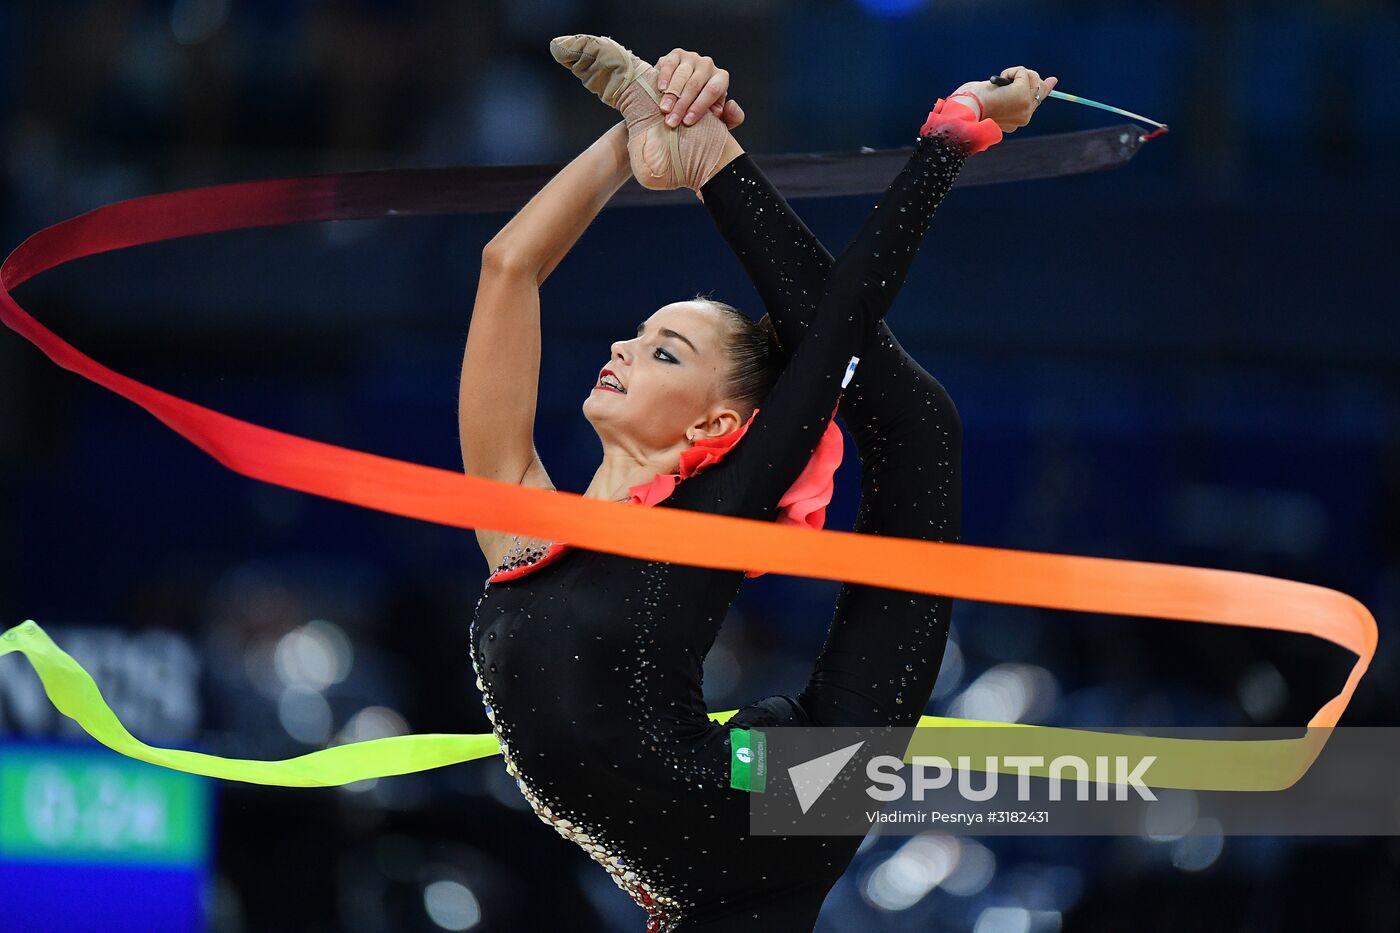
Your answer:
[492,536,553,576]
[469,600,688,930]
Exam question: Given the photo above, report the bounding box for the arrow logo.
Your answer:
[788,741,865,814]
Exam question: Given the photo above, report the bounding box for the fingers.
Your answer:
[1001,65,1030,87]
[686,68,730,125]
[720,98,745,129]
[995,65,1051,128]
[655,48,682,92]
[708,92,730,122]
[668,55,717,126]
[1025,68,1044,105]
[1000,65,1045,98]
[654,48,735,127]
[661,59,695,119]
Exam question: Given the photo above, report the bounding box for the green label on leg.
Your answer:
[729,728,767,793]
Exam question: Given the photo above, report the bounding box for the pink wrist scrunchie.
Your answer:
[920,96,1004,155]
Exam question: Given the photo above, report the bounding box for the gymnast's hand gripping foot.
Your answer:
[549,34,739,193]
[462,38,1051,931]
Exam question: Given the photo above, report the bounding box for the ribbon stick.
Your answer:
[1046,90,1168,131]
[0,150,1374,790]
[989,75,1169,136]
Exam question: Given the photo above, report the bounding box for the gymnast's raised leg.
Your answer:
[656,91,1010,933]
[704,131,976,732]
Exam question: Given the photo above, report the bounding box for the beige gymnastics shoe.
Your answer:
[550,34,731,192]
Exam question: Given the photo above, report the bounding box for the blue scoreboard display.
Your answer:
[0,740,213,932]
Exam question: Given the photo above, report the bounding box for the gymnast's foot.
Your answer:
[550,34,731,192]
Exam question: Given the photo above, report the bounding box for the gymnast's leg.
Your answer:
[700,149,963,730]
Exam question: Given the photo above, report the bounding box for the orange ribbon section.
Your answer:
[0,167,1377,789]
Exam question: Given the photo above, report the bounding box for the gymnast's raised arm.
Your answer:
[459,120,632,569]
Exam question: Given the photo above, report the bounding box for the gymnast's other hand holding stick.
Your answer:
[946,67,1060,132]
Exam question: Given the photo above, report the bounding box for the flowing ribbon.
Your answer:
[0,141,1375,791]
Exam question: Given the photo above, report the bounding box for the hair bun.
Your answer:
[757,313,786,357]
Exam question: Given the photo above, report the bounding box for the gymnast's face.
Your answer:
[585,301,744,457]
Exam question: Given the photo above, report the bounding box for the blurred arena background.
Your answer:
[1,1,1397,931]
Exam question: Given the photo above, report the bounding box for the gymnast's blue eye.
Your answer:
[654,348,677,363]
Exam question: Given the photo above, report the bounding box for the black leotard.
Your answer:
[470,130,968,932]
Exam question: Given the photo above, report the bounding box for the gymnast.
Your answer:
[460,34,1054,931]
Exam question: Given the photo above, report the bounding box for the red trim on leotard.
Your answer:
[487,405,844,584]
[485,540,573,583]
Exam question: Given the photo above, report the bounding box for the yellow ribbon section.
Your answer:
[1,620,499,787]
[900,721,1330,792]
[0,618,1343,791]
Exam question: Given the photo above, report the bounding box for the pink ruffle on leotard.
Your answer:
[627,404,844,542]
[488,406,844,583]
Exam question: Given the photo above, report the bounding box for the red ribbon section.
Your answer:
[0,166,1377,752]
